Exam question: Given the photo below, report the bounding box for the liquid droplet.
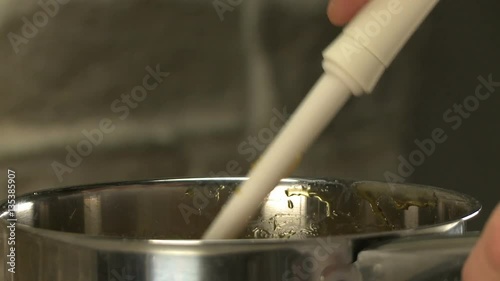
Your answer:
[252,228,270,239]
[287,200,294,209]
[184,188,194,197]
[214,185,225,201]
[285,184,331,218]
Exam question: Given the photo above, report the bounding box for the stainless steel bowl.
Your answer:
[0,177,481,281]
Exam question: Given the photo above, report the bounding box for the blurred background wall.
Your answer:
[0,0,498,230]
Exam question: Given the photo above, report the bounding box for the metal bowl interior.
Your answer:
[0,177,481,240]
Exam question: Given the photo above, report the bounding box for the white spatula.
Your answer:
[203,0,440,239]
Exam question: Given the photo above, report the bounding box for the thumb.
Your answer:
[462,203,500,281]
[327,0,369,26]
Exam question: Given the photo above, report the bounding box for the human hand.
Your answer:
[462,204,500,281]
[327,0,369,26]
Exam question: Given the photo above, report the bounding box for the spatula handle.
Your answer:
[322,0,440,95]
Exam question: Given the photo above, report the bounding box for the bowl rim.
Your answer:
[0,177,482,250]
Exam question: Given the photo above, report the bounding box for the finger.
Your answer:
[462,203,500,281]
[327,0,370,26]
